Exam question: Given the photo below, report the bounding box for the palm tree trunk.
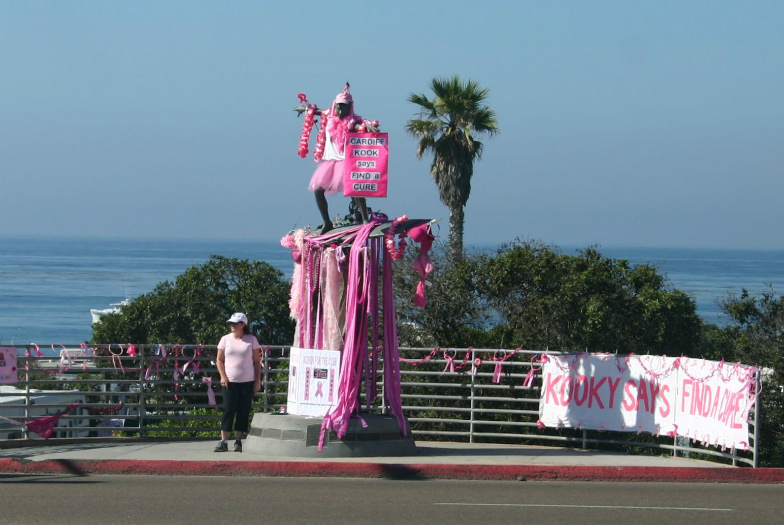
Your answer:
[449,205,464,263]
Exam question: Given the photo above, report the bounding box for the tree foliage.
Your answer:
[477,241,702,354]
[714,288,784,467]
[394,243,489,348]
[395,239,703,354]
[92,255,295,345]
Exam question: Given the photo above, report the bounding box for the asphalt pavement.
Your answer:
[2,439,784,483]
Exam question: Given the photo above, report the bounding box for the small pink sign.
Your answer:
[0,347,18,384]
[343,132,389,197]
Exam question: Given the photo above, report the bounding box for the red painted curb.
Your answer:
[2,458,784,483]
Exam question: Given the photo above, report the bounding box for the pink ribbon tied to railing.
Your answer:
[56,345,72,374]
[25,402,83,439]
[79,342,95,371]
[25,343,44,372]
[171,344,182,381]
[490,348,518,384]
[85,401,124,415]
[442,348,457,374]
[179,345,201,376]
[29,343,44,358]
[109,344,126,373]
[80,341,95,357]
[202,377,216,406]
[399,346,440,366]
[522,353,545,389]
[144,360,160,380]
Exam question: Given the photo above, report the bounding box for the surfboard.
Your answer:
[306,218,435,241]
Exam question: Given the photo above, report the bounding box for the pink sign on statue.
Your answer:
[343,132,389,198]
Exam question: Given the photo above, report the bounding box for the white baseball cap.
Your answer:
[227,312,248,324]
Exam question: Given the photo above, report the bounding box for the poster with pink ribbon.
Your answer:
[287,347,340,417]
[343,132,389,198]
[538,353,758,451]
[0,347,18,384]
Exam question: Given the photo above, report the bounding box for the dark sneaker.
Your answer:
[214,440,228,452]
[234,440,242,453]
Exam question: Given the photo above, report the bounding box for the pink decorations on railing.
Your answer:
[25,402,83,439]
[56,344,71,374]
[490,349,516,383]
[179,345,201,376]
[399,346,440,366]
[521,353,546,389]
[84,400,124,414]
[108,344,126,374]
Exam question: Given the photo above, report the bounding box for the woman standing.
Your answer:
[214,312,261,452]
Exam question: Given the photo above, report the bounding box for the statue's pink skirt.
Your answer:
[308,160,344,194]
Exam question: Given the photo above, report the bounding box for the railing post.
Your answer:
[137,345,147,437]
[23,347,30,440]
[138,345,147,437]
[752,369,761,468]
[262,346,269,411]
[469,348,476,443]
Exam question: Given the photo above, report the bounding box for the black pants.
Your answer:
[220,381,254,434]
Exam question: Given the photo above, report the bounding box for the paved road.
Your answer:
[4,439,783,483]
[1,474,782,525]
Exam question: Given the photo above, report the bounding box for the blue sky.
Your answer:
[2,1,782,250]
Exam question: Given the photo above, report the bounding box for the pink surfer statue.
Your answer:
[295,83,380,234]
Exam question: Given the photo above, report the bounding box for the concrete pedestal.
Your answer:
[245,412,416,458]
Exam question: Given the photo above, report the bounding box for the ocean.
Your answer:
[1,235,782,346]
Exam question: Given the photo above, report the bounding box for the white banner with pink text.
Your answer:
[538,353,759,451]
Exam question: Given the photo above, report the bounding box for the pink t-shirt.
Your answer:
[218,334,260,383]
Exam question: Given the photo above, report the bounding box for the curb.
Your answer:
[2,458,784,483]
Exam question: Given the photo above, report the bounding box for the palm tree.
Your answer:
[406,76,499,262]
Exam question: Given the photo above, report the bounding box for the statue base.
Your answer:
[244,412,416,458]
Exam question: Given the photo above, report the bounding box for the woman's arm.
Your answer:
[252,346,262,393]
[216,348,228,387]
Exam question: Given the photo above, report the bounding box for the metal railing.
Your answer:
[0,344,757,467]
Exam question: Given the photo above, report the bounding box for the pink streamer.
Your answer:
[25,402,82,439]
[442,349,456,374]
[522,367,535,389]
[109,344,126,374]
[56,345,72,374]
[489,349,517,384]
[492,362,502,383]
[320,222,377,448]
[202,377,216,406]
[407,222,434,307]
[381,243,407,435]
[180,346,201,375]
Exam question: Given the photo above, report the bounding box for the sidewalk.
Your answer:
[3,439,784,483]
